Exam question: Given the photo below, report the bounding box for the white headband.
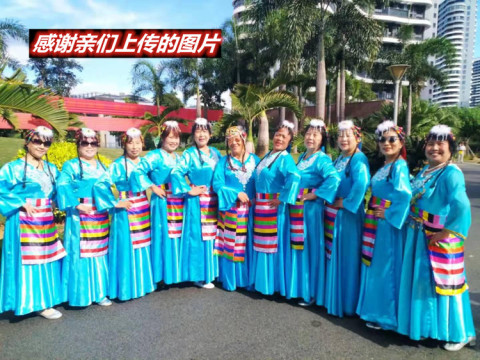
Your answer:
[81,128,96,137]
[195,118,209,126]
[429,125,452,137]
[35,126,54,138]
[309,119,326,129]
[164,120,180,129]
[375,120,396,135]
[338,120,355,131]
[126,128,142,138]
[281,121,294,130]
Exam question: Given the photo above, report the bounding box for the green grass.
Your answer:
[0,137,25,167]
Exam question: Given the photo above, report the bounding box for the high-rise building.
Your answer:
[430,0,477,107]
[471,58,480,107]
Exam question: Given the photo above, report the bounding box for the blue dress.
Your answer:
[170,146,221,283]
[287,151,340,304]
[57,159,109,306]
[356,159,412,329]
[325,152,370,317]
[397,164,476,342]
[251,150,301,296]
[93,157,155,301]
[212,153,260,291]
[0,159,64,315]
[130,149,183,285]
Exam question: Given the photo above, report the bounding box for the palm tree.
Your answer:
[140,105,187,141]
[0,18,28,67]
[0,65,74,137]
[222,80,302,157]
[131,60,168,118]
[168,58,202,118]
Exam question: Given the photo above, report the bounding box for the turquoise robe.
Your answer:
[356,159,412,329]
[0,159,63,315]
[251,150,301,296]
[131,149,183,285]
[287,151,340,304]
[212,153,260,291]
[325,152,370,317]
[57,158,109,306]
[93,157,155,301]
[170,146,221,283]
[397,164,476,342]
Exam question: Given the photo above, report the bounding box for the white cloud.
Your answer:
[6,40,30,66]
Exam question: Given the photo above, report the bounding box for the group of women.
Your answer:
[0,117,475,351]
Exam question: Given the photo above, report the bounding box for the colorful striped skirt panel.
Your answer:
[410,205,467,296]
[19,198,66,265]
[214,201,249,262]
[361,196,391,266]
[324,204,340,259]
[78,197,109,258]
[198,188,218,241]
[119,191,151,249]
[253,193,279,253]
[289,188,314,250]
[160,183,184,239]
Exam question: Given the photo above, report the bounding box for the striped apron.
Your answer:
[19,198,66,265]
[361,196,392,266]
[160,183,184,239]
[198,187,218,241]
[119,191,151,249]
[324,203,340,259]
[214,201,249,262]
[289,188,314,250]
[78,197,109,258]
[410,205,467,296]
[253,193,279,253]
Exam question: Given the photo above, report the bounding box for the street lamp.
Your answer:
[388,64,410,125]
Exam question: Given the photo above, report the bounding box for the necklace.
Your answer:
[424,161,448,176]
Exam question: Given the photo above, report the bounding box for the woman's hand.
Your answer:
[115,200,133,210]
[301,192,317,202]
[188,185,207,196]
[237,192,250,204]
[374,208,385,219]
[151,185,166,198]
[23,203,37,217]
[267,199,281,209]
[428,229,451,246]
[332,198,343,208]
[76,204,93,213]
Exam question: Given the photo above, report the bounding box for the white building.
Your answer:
[471,58,480,107]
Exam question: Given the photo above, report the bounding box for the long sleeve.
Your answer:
[57,161,81,211]
[313,156,340,204]
[0,163,25,217]
[279,155,301,205]
[212,156,239,211]
[342,156,370,213]
[384,160,412,229]
[171,151,192,196]
[131,152,156,192]
[93,164,118,212]
[442,167,471,239]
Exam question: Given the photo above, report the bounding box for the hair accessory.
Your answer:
[81,128,96,138]
[309,119,326,129]
[281,121,294,130]
[126,128,142,138]
[428,125,455,141]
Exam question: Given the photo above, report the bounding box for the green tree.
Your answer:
[140,105,187,141]
[0,18,28,67]
[29,58,83,97]
[168,58,203,118]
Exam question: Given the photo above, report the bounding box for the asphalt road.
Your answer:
[0,163,479,360]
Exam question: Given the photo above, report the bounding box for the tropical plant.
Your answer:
[131,60,168,117]
[140,105,187,141]
[0,18,28,67]
[168,58,203,117]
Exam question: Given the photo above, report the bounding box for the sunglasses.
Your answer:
[80,141,99,147]
[30,139,52,147]
[377,136,398,144]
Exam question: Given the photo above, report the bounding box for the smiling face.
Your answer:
[78,137,99,160]
[425,140,451,165]
[378,129,403,158]
[26,135,51,159]
[273,128,292,152]
[162,131,180,153]
[304,128,322,152]
[125,137,143,159]
[194,128,210,148]
[227,134,245,157]
[338,129,360,154]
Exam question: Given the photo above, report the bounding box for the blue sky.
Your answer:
[4,0,234,99]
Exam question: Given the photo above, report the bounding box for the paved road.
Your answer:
[1,163,479,360]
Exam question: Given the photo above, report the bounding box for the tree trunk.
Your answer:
[246,119,255,154]
[279,84,286,125]
[406,84,412,136]
[398,84,403,113]
[256,111,270,157]
[196,86,202,118]
[336,71,341,123]
[299,87,305,130]
[340,58,346,123]
[316,32,326,120]
[292,86,299,154]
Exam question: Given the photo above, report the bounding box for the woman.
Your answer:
[287,119,340,306]
[0,126,65,319]
[58,128,111,307]
[397,125,476,351]
[251,121,301,296]
[171,118,221,288]
[356,120,411,330]
[131,121,184,285]
[212,126,260,291]
[93,128,156,301]
[325,120,370,317]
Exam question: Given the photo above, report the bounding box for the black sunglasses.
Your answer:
[377,136,398,144]
[80,141,99,147]
[30,138,52,147]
